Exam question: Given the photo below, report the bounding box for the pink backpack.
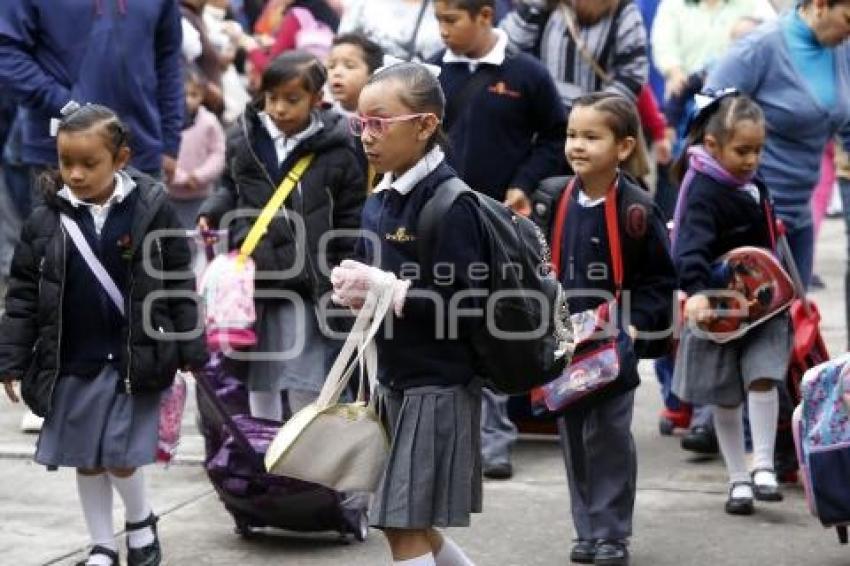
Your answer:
[290,7,334,59]
[198,251,258,351]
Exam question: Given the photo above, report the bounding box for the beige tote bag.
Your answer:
[264,285,393,493]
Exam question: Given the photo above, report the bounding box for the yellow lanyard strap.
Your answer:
[238,154,315,262]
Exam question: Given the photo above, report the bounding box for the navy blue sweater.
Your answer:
[357,162,488,390]
[0,0,184,172]
[674,171,774,296]
[61,191,138,378]
[434,48,566,201]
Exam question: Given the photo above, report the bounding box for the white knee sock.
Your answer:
[435,535,475,566]
[249,390,283,421]
[713,404,749,485]
[394,554,436,566]
[76,472,116,564]
[109,470,154,549]
[748,388,779,471]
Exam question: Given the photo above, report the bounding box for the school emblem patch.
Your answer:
[488,81,521,99]
[625,204,647,239]
[385,227,416,242]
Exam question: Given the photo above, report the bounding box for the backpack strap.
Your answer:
[756,181,778,251]
[597,0,631,77]
[417,177,475,284]
[614,173,654,276]
[238,153,314,264]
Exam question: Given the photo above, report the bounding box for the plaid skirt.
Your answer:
[370,380,483,529]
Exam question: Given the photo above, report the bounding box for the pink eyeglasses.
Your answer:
[348,113,436,138]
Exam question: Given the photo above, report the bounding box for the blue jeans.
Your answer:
[654,355,681,411]
[782,217,815,292]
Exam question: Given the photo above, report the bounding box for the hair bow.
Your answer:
[375,54,442,78]
[686,86,740,136]
[49,100,84,137]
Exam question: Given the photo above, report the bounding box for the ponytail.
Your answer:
[672,89,764,184]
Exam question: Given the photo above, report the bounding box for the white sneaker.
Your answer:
[20,409,44,433]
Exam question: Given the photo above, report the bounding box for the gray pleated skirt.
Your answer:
[672,311,792,407]
[35,366,160,469]
[248,300,340,394]
[370,381,483,530]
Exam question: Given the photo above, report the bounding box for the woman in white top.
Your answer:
[651,0,777,96]
[338,0,444,61]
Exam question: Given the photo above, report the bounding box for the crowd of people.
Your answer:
[0,0,849,565]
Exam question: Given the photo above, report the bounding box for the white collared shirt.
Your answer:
[259,111,324,165]
[58,171,137,235]
[577,190,606,208]
[373,146,445,195]
[442,29,508,73]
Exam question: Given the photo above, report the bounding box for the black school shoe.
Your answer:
[483,461,514,480]
[75,545,120,566]
[725,482,755,515]
[681,425,719,455]
[125,514,161,566]
[570,539,597,564]
[594,540,629,566]
[751,468,784,502]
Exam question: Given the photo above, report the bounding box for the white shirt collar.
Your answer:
[373,146,445,195]
[58,170,135,209]
[442,29,508,71]
[58,171,136,235]
[577,190,606,208]
[259,111,323,164]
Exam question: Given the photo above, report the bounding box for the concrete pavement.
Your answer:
[2,218,850,565]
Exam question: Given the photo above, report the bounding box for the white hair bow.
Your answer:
[375,54,442,78]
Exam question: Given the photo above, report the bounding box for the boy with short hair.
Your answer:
[327,32,385,116]
[433,0,566,478]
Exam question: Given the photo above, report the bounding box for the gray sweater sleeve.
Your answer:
[604,3,649,100]
[499,0,549,52]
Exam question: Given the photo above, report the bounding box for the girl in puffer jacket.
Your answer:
[0,104,207,566]
[198,50,366,422]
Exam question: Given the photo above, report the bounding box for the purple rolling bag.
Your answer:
[195,353,370,541]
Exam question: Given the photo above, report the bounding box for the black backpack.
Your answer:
[531,174,673,359]
[417,178,573,395]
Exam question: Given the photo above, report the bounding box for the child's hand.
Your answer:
[654,138,673,166]
[187,175,200,193]
[197,216,212,233]
[2,378,19,403]
[504,188,531,217]
[684,294,713,324]
[666,68,688,98]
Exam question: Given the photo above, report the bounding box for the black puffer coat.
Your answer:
[0,171,208,418]
[199,106,366,302]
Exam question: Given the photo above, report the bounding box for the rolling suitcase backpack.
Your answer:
[192,232,370,541]
[792,354,850,544]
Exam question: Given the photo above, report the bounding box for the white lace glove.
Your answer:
[330,260,411,317]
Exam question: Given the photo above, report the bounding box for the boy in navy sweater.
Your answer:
[432,0,566,478]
